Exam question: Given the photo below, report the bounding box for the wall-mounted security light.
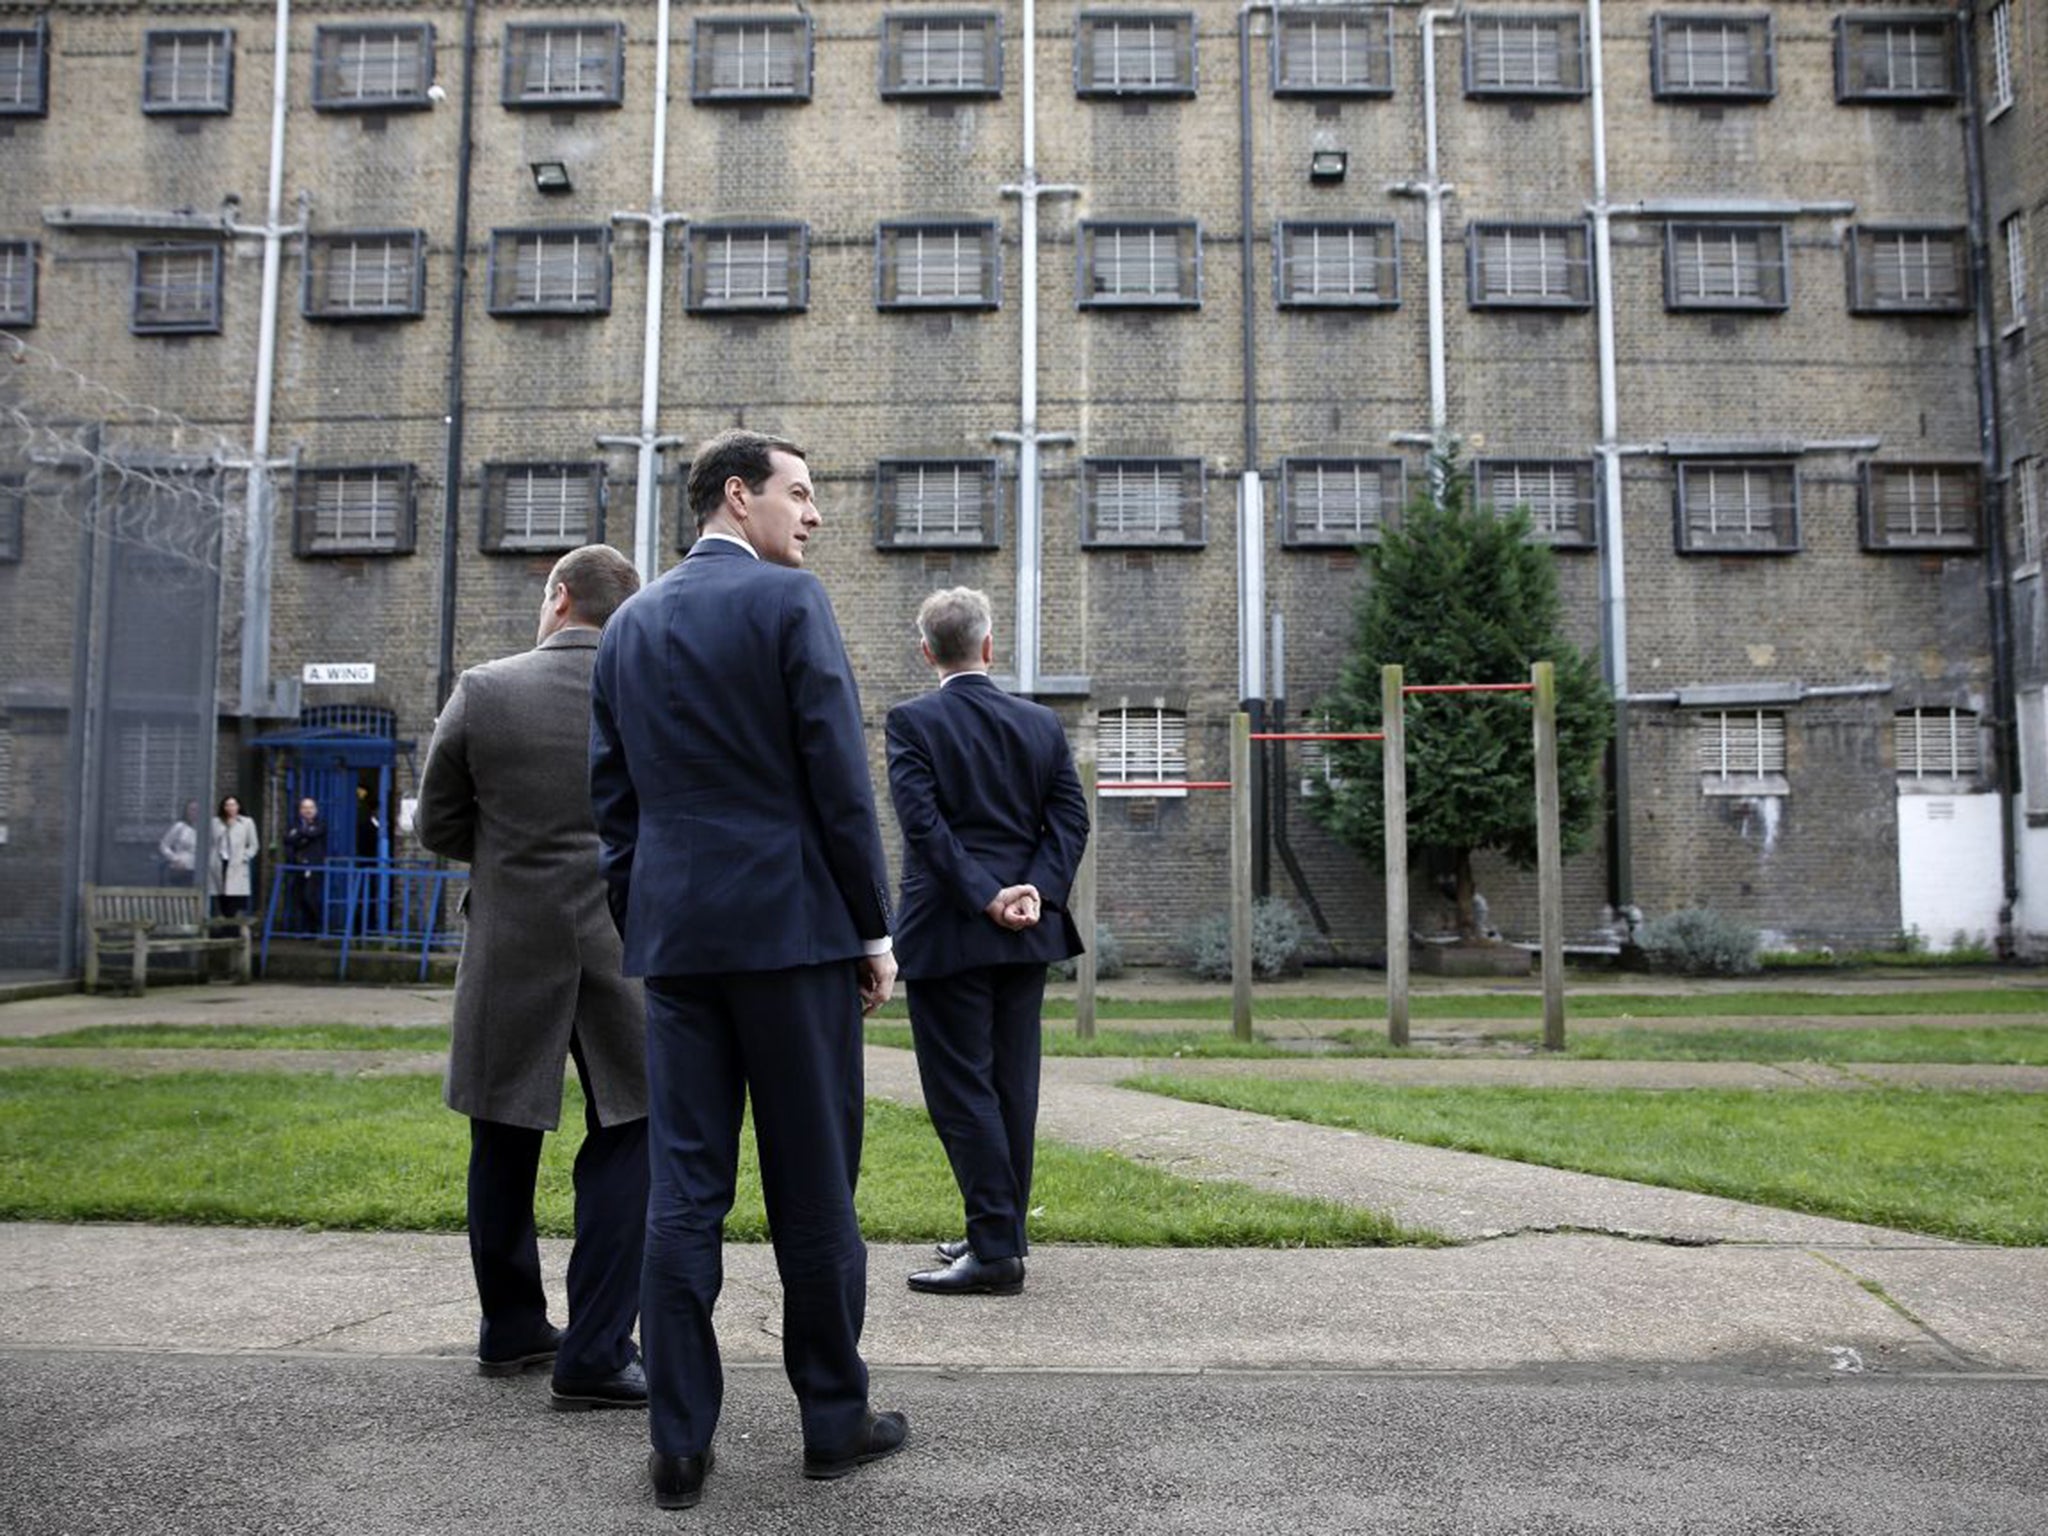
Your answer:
[530,161,573,194]
[1309,149,1348,183]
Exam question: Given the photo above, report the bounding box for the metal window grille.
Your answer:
[295,466,416,555]
[0,715,11,840]
[2020,458,2044,571]
[1864,464,1980,549]
[1696,711,1786,781]
[1470,222,1591,306]
[877,460,1000,547]
[0,240,34,325]
[305,232,423,319]
[2022,691,2048,815]
[1081,222,1199,305]
[879,222,998,307]
[1677,462,1798,551]
[2004,213,2030,324]
[1895,708,1982,779]
[1465,13,1585,94]
[1084,458,1204,545]
[884,14,1000,95]
[1275,222,1397,306]
[0,23,46,114]
[1281,458,1401,545]
[114,718,203,842]
[483,463,602,551]
[1837,15,1955,99]
[144,30,233,113]
[504,23,622,105]
[314,24,434,108]
[1273,7,1393,94]
[132,246,222,333]
[1989,1,2015,112]
[695,19,810,99]
[1099,707,1188,788]
[1077,13,1195,95]
[1652,14,1772,97]
[1666,223,1787,309]
[1851,227,1967,313]
[1477,460,1595,543]
[490,228,609,314]
[0,479,21,561]
[691,225,806,311]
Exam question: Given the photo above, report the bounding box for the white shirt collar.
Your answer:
[697,530,758,559]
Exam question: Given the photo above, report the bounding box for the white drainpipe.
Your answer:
[604,0,685,580]
[1391,10,1458,495]
[1587,0,1626,698]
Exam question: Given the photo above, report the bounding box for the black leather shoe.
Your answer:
[649,1447,714,1510]
[803,1408,909,1480]
[550,1358,649,1411]
[477,1323,563,1378]
[933,1237,971,1263]
[907,1252,1025,1296]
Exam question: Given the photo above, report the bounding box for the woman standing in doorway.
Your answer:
[210,795,260,918]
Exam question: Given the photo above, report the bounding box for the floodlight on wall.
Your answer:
[530,161,573,194]
[1308,149,1348,183]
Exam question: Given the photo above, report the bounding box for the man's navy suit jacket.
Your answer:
[588,539,892,978]
[885,672,1091,983]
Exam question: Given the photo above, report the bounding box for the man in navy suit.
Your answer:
[886,587,1090,1297]
[589,429,906,1511]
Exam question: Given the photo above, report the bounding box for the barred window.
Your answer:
[1469,221,1592,308]
[1862,463,1980,551]
[132,245,222,335]
[2002,213,2030,329]
[1075,11,1197,97]
[1275,221,1397,307]
[502,22,624,108]
[1280,458,1401,546]
[1078,221,1201,307]
[1835,13,1956,102]
[1848,227,1968,314]
[113,718,203,842]
[1464,12,1587,96]
[1665,223,1788,310]
[1082,458,1205,546]
[1651,14,1773,99]
[0,477,21,562]
[482,463,603,552]
[0,22,48,116]
[693,17,812,101]
[313,23,435,110]
[1895,708,1982,781]
[0,713,11,844]
[143,30,234,114]
[877,221,1000,308]
[687,224,808,312]
[303,231,425,320]
[294,465,417,556]
[1476,459,1597,546]
[0,240,35,326]
[488,227,611,315]
[1676,461,1799,553]
[1989,1,2014,115]
[2019,457,2044,574]
[876,459,1001,548]
[1272,7,1394,96]
[1099,706,1188,796]
[1696,710,1786,790]
[882,13,1001,97]
[2024,690,2048,817]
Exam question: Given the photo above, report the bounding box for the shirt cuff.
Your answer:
[862,937,894,958]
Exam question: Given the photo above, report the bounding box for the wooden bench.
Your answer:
[82,885,253,994]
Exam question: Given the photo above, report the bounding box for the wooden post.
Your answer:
[1532,660,1566,1051]
[1230,711,1254,1042]
[1073,755,1099,1041]
[1382,665,1409,1047]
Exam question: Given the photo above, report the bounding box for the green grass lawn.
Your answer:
[0,1067,1427,1248]
[6,1024,455,1052]
[1125,1075,2048,1245]
[1466,1025,2048,1064]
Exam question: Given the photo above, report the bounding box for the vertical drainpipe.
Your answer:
[1958,1,2020,950]
[435,0,480,709]
[1416,10,1456,497]
[1585,0,1633,910]
[1238,3,1269,898]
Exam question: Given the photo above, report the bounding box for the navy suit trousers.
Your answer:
[906,962,1046,1262]
[641,964,870,1458]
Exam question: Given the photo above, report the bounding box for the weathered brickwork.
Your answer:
[0,0,2025,967]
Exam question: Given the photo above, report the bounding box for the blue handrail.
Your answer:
[261,859,467,980]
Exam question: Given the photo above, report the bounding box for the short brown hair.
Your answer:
[547,544,641,629]
[685,428,807,528]
[916,586,993,667]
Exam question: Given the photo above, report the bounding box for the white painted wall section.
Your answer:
[1896,794,2003,951]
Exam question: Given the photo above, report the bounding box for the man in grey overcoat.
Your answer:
[417,543,651,1411]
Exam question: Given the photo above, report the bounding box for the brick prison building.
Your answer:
[0,1,2039,971]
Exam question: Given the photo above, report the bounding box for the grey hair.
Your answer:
[916,586,993,667]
